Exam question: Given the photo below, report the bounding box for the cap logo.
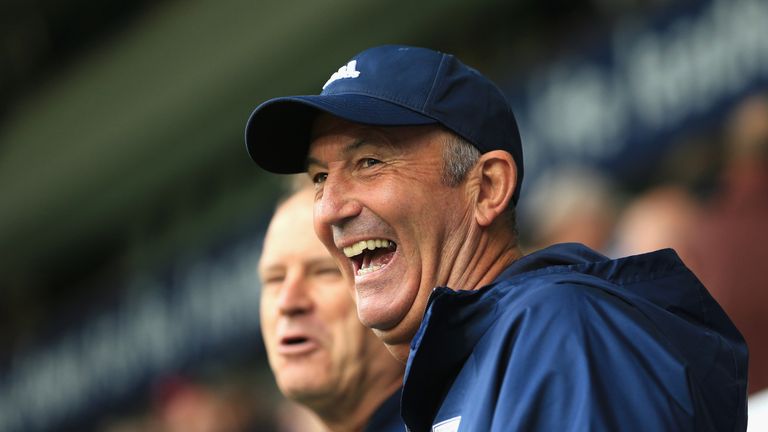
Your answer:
[322,60,361,89]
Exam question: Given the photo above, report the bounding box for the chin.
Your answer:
[370,311,420,353]
[356,279,418,327]
[279,375,333,402]
[356,297,403,331]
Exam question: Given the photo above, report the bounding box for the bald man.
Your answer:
[258,187,404,432]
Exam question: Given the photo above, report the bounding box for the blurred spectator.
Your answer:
[150,372,277,432]
[258,185,405,432]
[686,92,768,395]
[610,184,700,262]
[524,165,620,253]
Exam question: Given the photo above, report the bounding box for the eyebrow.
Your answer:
[307,257,340,269]
[305,137,369,169]
[259,257,339,278]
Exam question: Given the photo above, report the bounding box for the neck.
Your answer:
[445,220,522,291]
[311,378,401,432]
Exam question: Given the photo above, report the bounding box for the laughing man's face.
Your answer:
[308,114,474,360]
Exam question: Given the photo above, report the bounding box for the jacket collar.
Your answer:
[401,243,611,430]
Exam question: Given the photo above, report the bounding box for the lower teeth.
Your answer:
[357,264,383,276]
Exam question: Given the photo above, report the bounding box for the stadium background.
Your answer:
[1,0,767,430]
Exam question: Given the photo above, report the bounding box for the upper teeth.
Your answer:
[343,239,391,257]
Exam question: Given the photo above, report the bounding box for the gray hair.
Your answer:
[441,133,481,187]
[441,133,518,242]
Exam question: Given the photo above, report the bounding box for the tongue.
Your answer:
[362,248,395,269]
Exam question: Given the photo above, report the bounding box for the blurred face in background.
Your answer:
[259,188,401,409]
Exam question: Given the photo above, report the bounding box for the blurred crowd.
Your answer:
[99,91,768,431]
[525,91,768,398]
[100,364,327,432]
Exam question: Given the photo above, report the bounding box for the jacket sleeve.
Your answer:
[489,283,698,432]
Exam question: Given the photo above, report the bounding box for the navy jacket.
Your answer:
[401,244,747,432]
[366,388,404,432]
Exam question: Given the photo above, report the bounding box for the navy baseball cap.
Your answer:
[244,44,524,203]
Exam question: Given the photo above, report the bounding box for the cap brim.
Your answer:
[244,94,437,173]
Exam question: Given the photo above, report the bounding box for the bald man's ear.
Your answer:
[473,150,517,227]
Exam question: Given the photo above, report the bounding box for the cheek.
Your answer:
[321,295,361,343]
[259,295,278,340]
[313,204,332,238]
[313,210,340,256]
[334,308,373,366]
[322,294,356,325]
[376,174,447,220]
[416,188,469,234]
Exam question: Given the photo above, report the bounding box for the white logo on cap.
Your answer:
[322,60,361,89]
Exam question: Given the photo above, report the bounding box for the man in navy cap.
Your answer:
[245,45,748,431]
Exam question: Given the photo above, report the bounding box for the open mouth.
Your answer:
[282,336,308,345]
[343,239,397,276]
[277,334,318,355]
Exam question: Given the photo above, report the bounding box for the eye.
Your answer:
[361,158,382,168]
[311,262,343,280]
[311,172,328,184]
[261,274,285,289]
[316,266,341,276]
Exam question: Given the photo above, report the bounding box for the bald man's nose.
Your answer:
[277,273,313,316]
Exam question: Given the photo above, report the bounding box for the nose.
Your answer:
[277,271,313,316]
[314,172,362,229]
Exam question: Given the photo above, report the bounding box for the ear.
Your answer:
[473,150,517,227]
